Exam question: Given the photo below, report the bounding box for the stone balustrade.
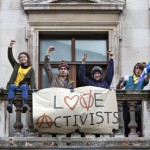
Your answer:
[0,89,150,138]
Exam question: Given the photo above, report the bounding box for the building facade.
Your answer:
[0,0,150,137]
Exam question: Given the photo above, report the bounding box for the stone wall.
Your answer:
[0,0,27,88]
[120,0,150,85]
[0,0,27,137]
[0,0,150,137]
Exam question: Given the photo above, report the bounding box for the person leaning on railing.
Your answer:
[78,49,114,89]
[116,62,150,137]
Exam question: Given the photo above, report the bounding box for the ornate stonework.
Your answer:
[21,0,126,12]
[21,0,126,4]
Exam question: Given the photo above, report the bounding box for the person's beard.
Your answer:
[59,73,66,78]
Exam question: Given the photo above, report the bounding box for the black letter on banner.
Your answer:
[73,115,79,126]
[54,95,63,109]
[89,113,95,125]
[94,93,104,107]
[80,114,88,125]
[63,116,71,126]
[104,112,112,123]
[54,116,62,128]
[112,112,119,124]
[96,111,104,124]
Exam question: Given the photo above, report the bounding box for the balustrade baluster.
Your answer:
[115,101,124,137]
[13,99,23,137]
[28,100,37,137]
[128,101,138,137]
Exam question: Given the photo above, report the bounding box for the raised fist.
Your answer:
[82,53,87,64]
[107,49,114,57]
[9,40,15,47]
[48,46,55,52]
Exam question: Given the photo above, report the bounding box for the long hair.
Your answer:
[133,63,144,75]
[18,52,32,66]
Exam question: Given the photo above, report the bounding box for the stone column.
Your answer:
[28,100,36,137]
[115,101,124,137]
[128,101,138,137]
[13,100,23,137]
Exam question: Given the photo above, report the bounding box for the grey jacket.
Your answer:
[44,56,73,89]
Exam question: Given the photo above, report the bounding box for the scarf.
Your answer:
[133,74,139,84]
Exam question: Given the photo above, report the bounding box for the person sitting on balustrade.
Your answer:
[6,40,36,113]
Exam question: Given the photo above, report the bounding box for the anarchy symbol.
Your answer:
[35,113,53,128]
[80,90,94,111]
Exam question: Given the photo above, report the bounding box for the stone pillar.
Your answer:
[128,101,138,137]
[143,101,150,137]
[28,100,36,137]
[13,100,23,137]
[115,101,124,137]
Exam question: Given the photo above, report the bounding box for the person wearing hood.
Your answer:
[78,50,114,89]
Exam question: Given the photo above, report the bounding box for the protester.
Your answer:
[44,46,73,89]
[116,62,150,136]
[78,50,114,89]
[43,46,74,137]
[7,40,36,113]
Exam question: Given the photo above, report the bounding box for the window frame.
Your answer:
[38,32,109,89]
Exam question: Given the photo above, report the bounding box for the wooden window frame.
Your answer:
[38,32,108,89]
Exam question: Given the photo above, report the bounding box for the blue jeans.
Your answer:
[8,84,29,100]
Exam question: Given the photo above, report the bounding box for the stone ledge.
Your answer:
[0,137,150,149]
[21,0,126,12]
[1,89,150,102]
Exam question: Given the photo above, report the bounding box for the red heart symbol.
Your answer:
[64,95,79,111]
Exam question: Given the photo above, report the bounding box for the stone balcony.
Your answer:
[0,89,150,149]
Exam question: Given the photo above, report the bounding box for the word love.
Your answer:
[54,90,104,111]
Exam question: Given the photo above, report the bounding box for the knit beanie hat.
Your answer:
[91,66,102,75]
[58,60,70,70]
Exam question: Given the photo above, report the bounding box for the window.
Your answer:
[39,33,108,88]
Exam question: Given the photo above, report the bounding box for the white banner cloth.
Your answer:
[33,86,118,134]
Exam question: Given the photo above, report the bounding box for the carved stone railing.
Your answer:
[0,89,150,137]
[116,90,150,138]
[0,89,35,137]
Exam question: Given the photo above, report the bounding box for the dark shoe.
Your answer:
[22,106,28,113]
[22,99,28,113]
[7,105,13,113]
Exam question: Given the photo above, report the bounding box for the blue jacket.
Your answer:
[78,59,114,89]
[123,76,149,90]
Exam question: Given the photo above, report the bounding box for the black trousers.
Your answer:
[123,102,141,137]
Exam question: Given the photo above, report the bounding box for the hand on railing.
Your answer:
[31,89,36,92]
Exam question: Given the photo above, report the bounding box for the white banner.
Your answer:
[33,86,118,134]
